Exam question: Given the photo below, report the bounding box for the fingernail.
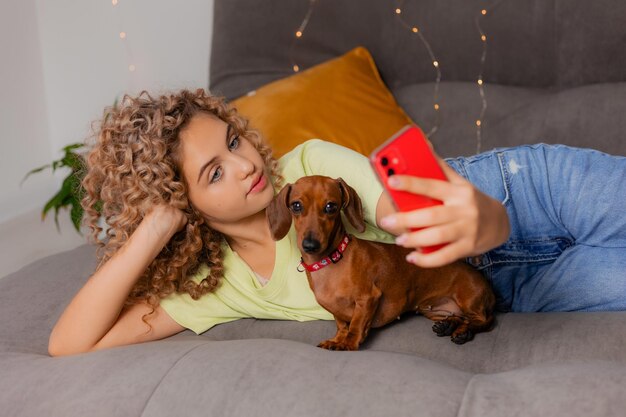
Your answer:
[406,253,416,263]
[395,234,407,245]
[381,216,396,227]
[388,176,400,188]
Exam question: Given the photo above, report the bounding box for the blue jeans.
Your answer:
[445,144,626,312]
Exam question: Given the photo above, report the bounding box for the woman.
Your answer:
[48,89,625,356]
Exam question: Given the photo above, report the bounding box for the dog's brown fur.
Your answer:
[267,175,496,350]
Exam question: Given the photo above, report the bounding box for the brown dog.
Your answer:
[267,175,496,350]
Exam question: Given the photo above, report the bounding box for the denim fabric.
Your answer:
[445,144,626,312]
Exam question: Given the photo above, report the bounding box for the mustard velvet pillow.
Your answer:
[232,46,414,158]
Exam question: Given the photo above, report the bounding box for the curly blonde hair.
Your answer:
[82,88,281,311]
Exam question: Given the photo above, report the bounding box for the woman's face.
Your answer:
[178,113,274,230]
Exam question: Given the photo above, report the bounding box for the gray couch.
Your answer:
[2,1,625,416]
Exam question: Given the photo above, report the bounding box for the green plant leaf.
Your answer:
[70,197,83,233]
[42,188,68,219]
[25,140,92,235]
[51,201,62,231]
[62,143,84,153]
[42,172,74,212]
[20,164,51,186]
[51,160,63,172]
[64,153,83,172]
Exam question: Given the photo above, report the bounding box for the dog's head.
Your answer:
[266,175,366,255]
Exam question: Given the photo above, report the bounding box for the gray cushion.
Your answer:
[394,82,626,157]
[0,245,97,355]
[141,339,471,417]
[2,245,626,416]
[0,341,208,417]
[459,361,626,417]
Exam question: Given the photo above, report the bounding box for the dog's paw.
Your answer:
[432,320,456,337]
[451,331,474,345]
[318,339,359,351]
[317,340,337,350]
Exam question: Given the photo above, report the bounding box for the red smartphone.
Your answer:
[370,125,447,253]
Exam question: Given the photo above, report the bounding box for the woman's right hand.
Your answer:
[144,204,188,240]
[381,158,510,268]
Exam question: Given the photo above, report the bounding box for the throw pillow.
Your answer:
[232,46,414,157]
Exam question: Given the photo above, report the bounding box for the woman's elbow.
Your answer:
[47,330,95,357]
[48,341,68,357]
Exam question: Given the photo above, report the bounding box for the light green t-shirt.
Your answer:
[160,139,395,334]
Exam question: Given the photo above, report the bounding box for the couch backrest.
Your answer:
[210,0,626,100]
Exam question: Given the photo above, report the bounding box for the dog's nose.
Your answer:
[302,238,321,253]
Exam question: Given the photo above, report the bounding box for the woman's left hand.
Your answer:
[380,158,510,268]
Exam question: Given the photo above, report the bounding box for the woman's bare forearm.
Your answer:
[48,215,177,355]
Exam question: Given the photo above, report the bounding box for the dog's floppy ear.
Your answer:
[266,184,293,240]
[337,178,366,233]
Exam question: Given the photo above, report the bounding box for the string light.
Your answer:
[289,0,317,74]
[288,0,510,154]
[111,0,136,75]
[474,0,506,153]
[394,0,442,138]
[474,9,488,153]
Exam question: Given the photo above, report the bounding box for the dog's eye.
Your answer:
[290,201,303,213]
[324,202,338,214]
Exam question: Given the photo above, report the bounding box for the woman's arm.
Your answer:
[376,157,510,268]
[48,206,187,357]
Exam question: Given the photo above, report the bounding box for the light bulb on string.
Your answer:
[394,0,442,138]
[474,0,506,153]
[289,0,317,74]
[112,0,139,80]
[286,0,512,153]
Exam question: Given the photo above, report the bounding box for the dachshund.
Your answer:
[266,175,496,351]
